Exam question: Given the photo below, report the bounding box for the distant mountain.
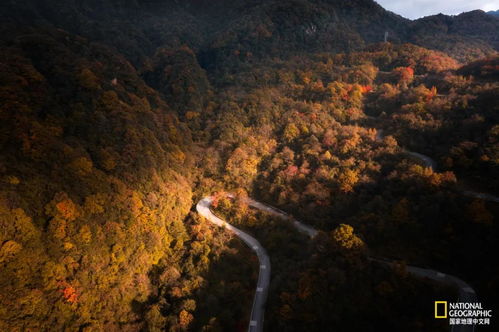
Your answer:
[488,10,499,17]
[1,0,498,67]
[417,10,499,48]
[410,10,499,61]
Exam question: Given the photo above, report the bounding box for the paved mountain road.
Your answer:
[197,194,478,332]
[405,151,438,170]
[196,197,270,332]
[196,124,489,332]
[369,258,477,332]
[376,129,499,203]
[237,196,318,238]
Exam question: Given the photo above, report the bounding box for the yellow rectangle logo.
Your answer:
[435,301,448,318]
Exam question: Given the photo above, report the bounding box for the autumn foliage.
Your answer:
[59,283,78,304]
[0,0,498,331]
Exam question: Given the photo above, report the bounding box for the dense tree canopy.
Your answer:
[1,0,498,331]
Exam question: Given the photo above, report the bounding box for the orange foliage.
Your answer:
[59,283,78,304]
[211,191,227,209]
[360,85,373,94]
[393,66,414,85]
[55,201,78,221]
[46,192,80,221]
[179,309,193,328]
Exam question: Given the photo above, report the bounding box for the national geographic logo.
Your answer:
[435,301,447,319]
[435,301,492,326]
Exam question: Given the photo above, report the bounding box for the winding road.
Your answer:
[405,147,499,203]
[195,114,494,332]
[376,129,499,203]
[196,118,493,332]
[370,258,478,332]
[196,197,270,332]
[405,151,438,170]
[197,193,478,332]
[241,197,318,239]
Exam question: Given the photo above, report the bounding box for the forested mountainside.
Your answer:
[410,10,499,61]
[2,0,498,67]
[0,26,200,330]
[1,0,498,331]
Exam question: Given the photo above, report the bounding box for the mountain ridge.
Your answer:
[2,0,497,66]
[487,9,499,17]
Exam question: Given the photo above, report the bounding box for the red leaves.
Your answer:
[45,192,80,221]
[393,66,414,85]
[426,86,438,101]
[360,85,373,94]
[284,165,299,177]
[59,282,78,304]
[211,191,227,208]
[211,196,219,209]
[55,201,78,221]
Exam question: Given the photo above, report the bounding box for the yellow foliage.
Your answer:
[49,218,67,240]
[123,190,143,217]
[0,240,22,263]
[63,242,74,251]
[62,256,79,273]
[331,224,365,251]
[283,123,300,142]
[226,147,259,181]
[169,148,186,163]
[78,225,92,244]
[6,175,20,185]
[179,309,193,329]
[41,262,67,290]
[145,304,166,332]
[185,111,200,120]
[46,192,80,221]
[99,149,117,171]
[84,194,106,215]
[102,155,117,170]
[69,157,93,176]
[0,206,38,244]
[338,169,359,193]
[323,151,332,160]
[16,289,47,319]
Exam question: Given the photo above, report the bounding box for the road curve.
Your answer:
[376,129,499,203]
[406,149,499,203]
[196,197,270,332]
[462,191,499,203]
[405,151,438,170]
[254,198,478,332]
[234,195,318,238]
[369,258,477,332]
[197,194,478,332]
